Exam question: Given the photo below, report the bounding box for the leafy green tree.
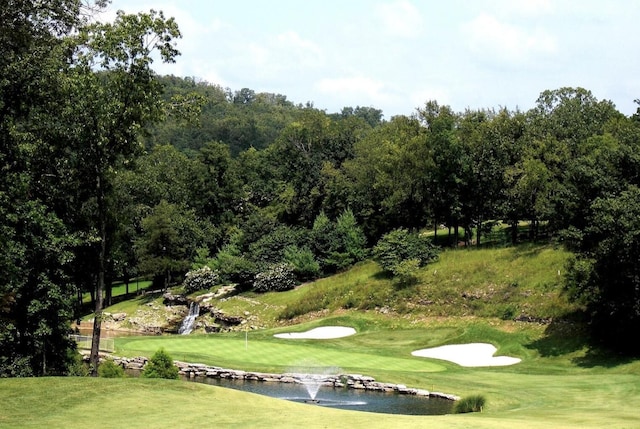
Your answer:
[0,202,79,376]
[210,245,259,291]
[59,8,182,374]
[248,225,307,264]
[310,211,340,268]
[136,201,204,289]
[525,87,624,235]
[457,108,511,245]
[142,348,179,379]
[373,228,439,277]
[0,0,90,376]
[565,186,640,353]
[344,116,431,239]
[116,144,196,210]
[284,246,321,281]
[191,141,243,228]
[327,209,368,270]
[418,101,464,245]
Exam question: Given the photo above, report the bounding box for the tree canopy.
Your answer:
[3,1,640,377]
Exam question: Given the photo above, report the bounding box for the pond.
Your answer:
[187,376,454,415]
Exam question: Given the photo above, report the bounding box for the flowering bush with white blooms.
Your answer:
[253,263,297,293]
[183,266,220,293]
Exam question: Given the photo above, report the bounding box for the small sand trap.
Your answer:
[274,326,356,340]
[411,343,521,367]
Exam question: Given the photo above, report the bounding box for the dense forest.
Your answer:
[3,1,640,377]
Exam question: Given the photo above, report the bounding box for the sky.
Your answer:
[105,0,640,119]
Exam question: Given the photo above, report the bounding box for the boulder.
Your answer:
[111,312,127,322]
[163,292,188,306]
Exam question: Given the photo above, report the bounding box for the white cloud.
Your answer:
[275,31,324,68]
[463,12,557,65]
[374,0,423,38]
[501,0,554,17]
[315,75,391,104]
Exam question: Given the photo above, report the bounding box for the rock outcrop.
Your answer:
[105,355,459,401]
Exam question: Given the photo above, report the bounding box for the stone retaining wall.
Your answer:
[108,355,459,401]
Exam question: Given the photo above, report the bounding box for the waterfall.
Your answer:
[178,302,200,335]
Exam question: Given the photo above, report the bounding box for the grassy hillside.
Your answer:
[210,242,576,328]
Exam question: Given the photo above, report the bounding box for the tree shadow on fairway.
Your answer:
[525,317,588,357]
[526,314,636,368]
[571,347,635,368]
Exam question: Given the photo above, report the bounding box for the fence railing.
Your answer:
[70,335,114,353]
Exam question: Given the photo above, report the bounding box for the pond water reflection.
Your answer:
[188,376,454,415]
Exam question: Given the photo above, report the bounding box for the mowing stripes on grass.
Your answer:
[115,335,447,374]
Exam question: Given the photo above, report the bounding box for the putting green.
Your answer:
[116,334,448,373]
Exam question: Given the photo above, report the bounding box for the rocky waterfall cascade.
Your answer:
[178,302,200,335]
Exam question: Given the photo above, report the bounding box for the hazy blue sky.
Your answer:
[106,0,640,119]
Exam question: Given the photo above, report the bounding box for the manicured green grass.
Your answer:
[5,244,638,428]
[111,314,640,425]
[82,279,153,304]
[116,322,448,375]
[2,316,639,429]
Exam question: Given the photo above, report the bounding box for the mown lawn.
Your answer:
[4,244,638,428]
[2,315,639,429]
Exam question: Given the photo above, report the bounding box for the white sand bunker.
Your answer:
[274,326,356,340]
[411,343,521,367]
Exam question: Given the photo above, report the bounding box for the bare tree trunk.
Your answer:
[89,174,106,376]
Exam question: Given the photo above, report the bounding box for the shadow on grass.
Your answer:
[525,312,637,368]
[525,317,588,357]
[571,347,636,368]
[372,270,394,281]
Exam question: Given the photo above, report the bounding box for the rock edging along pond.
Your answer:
[107,355,459,401]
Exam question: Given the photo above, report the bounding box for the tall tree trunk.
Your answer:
[106,280,112,307]
[454,224,459,247]
[89,174,106,376]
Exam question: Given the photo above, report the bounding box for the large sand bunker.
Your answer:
[274,326,356,339]
[411,343,521,367]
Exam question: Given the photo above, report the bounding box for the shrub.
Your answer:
[211,245,258,290]
[248,225,306,264]
[67,351,90,377]
[311,209,367,273]
[373,228,439,275]
[183,266,219,293]
[284,245,320,281]
[391,258,421,286]
[253,263,297,293]
[142,348,179,379]
[98,359,125,378]
[454,395,486,413]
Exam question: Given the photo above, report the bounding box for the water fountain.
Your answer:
[188,371,455,415]
[288,364,350,406]
[178,302,199,335]
[298,373,326,403]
